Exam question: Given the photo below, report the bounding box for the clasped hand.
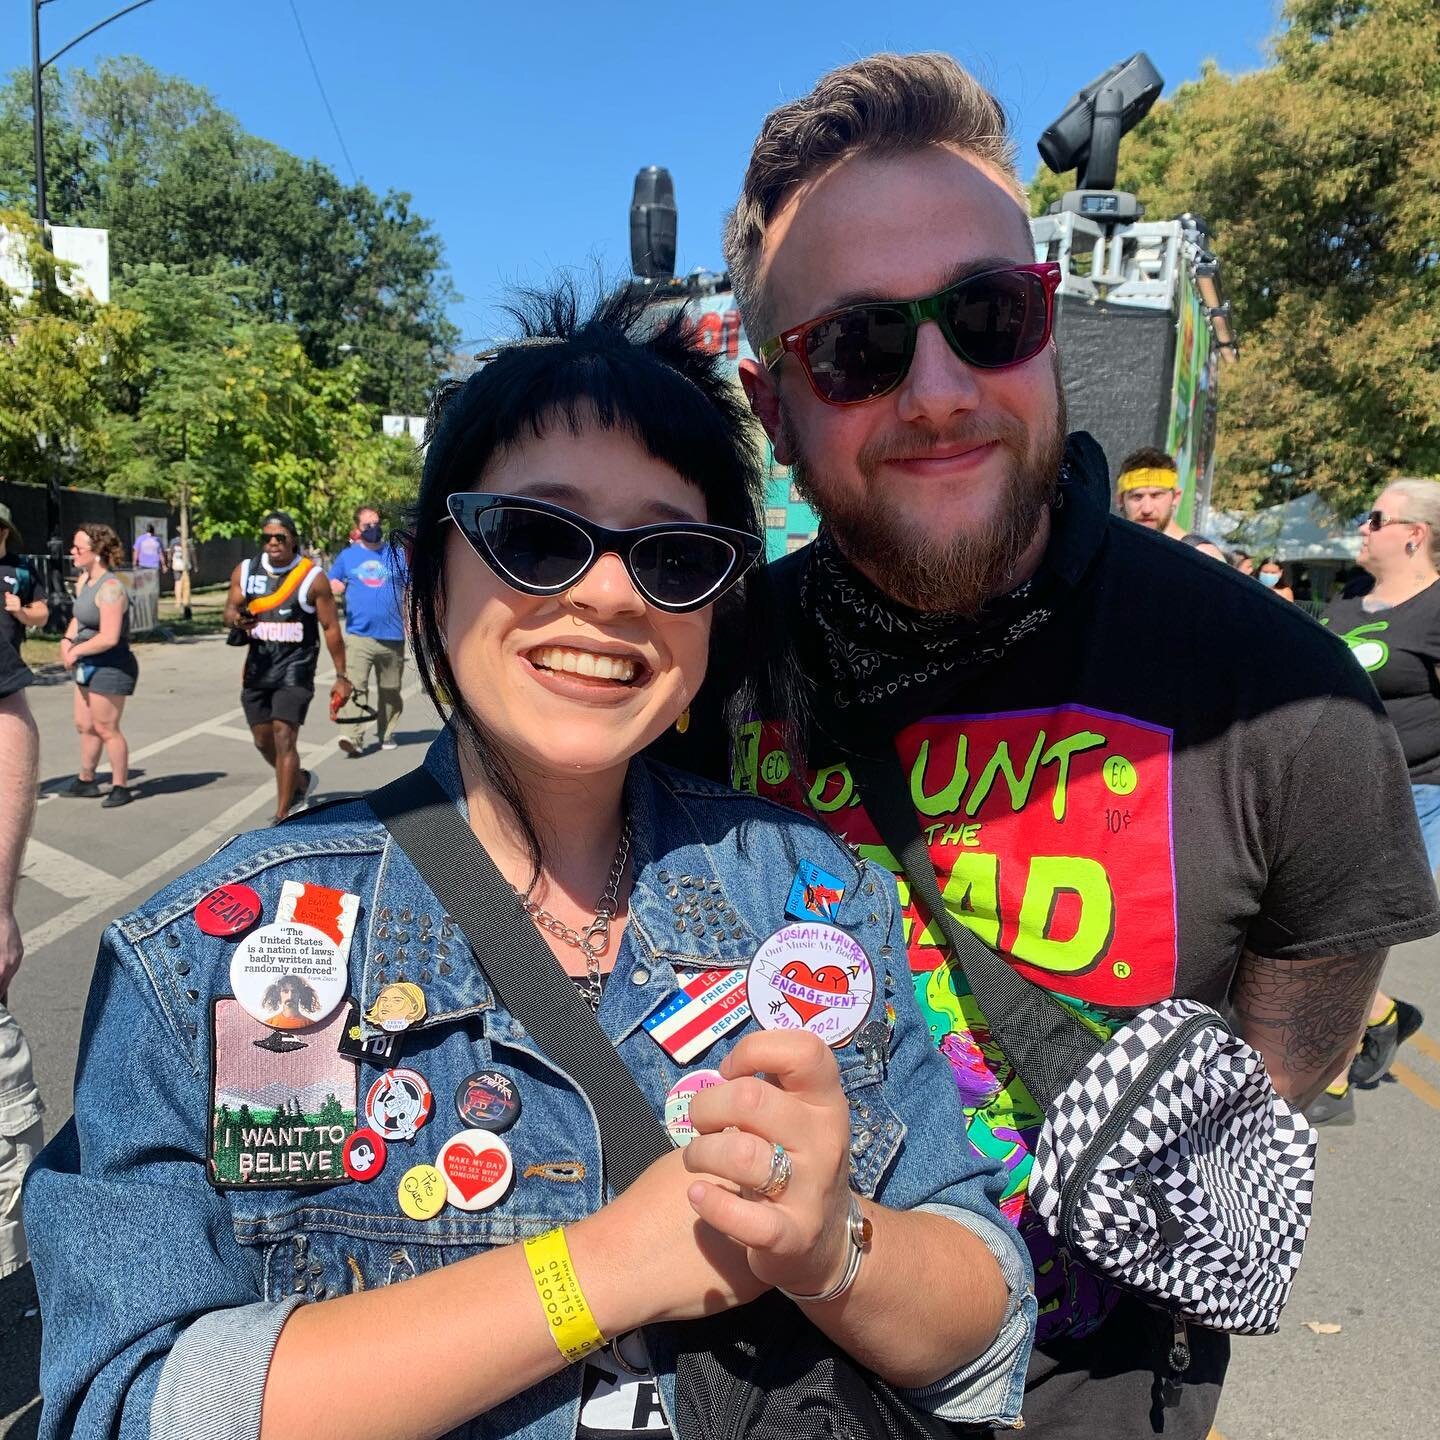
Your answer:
[682,1029,855,1298]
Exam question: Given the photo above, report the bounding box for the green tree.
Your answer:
[0,210,141,490]
[1030,0,1440,513]
[103,261,418,546]
[0,56,458,416]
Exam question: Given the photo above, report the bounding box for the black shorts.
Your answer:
[241,684,314,729]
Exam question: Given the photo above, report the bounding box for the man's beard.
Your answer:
[784,369,1067,616]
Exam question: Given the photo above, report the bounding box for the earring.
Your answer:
[1407,542,1418,556]
[675,708,690,735]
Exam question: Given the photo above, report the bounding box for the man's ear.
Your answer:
[738,358,794,467]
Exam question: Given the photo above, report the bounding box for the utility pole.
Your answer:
[30,0,47,240]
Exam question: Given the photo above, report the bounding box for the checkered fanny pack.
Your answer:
[850,751,1319,1340]
[1027,998,1317,1334]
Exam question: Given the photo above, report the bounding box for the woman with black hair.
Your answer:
[26,288,1033,1440]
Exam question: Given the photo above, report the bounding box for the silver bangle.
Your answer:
[779,1192,871,1305]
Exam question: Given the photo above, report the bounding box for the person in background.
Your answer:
[1316,477,1438,1122]
[132,523,167,575]
[1231,549,1254,576]
[59,524,138,809]
[223,512,351,822]
[1,504,48,681]
[0,502,45,1286]
[1115,447,1189,539]
[1179,534,1228,563]
[0,678,44,1290]
[328,504,408,756]
[169,532,197,620]
[1257,557,1296,601]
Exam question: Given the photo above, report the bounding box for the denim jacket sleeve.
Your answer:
[865,888,1036,1429]
[23,925,293,1439]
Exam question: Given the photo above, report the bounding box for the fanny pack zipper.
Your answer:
[1057,1010,1221,1247]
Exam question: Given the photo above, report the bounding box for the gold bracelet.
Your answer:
[524,1228,607,1363]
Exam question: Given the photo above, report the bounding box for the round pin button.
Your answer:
[454,1070,521,1132]
[342,1128,388,1182]
[745,923,875,1049]
[229,921,347,1030]
[364,1067,434,1141]
[436,1130,514,1212]
[195,883,262,939]
[664,1069,725,1147]
[397,1163,447,1220]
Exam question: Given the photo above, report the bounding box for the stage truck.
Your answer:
[625,54,1235,559]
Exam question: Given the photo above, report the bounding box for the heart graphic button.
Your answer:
[436,1130,514,1211]
[746,923,874,1049]
[778,962,851,1025]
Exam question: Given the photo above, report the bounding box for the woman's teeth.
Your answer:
[530,646,638,682]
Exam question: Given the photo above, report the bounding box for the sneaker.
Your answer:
[381,740,398,751]
[101,784,133,808]
[288,768,317,814]
[339,737,363,758]
[1350,998,1425,1087]
[60,777,102,799]
[1306,1083,1355,1127]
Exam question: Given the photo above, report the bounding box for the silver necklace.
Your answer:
[515,816,632,1012]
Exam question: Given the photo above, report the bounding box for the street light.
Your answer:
[31,0,159,240]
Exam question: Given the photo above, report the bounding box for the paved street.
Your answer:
[1,633,1437,1438]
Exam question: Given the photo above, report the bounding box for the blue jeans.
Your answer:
[1411,783,1440,878]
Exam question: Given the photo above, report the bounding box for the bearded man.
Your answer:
[692,52,1439,1439]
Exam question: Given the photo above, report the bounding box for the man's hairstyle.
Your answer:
[354,504,380,526]
[722,53,1025,346]
[1117,447,1177,480]
[261,510,299,540]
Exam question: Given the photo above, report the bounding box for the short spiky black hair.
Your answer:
[402,279,765,876]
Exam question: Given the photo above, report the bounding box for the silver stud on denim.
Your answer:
[438,960,453,975]
[631,968,649,986]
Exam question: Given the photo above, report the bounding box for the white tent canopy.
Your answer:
[1212,492,1362,562]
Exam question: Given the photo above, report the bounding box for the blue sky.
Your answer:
[3,1,1281,341]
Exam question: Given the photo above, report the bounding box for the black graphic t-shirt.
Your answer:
[1324,581,1440,784]
[577,1351,669,1439]
[240,554,322,692]
[671,448,1440,1357]
[0,554,38,696]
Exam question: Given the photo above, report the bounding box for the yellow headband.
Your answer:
[1118,467,1180,493]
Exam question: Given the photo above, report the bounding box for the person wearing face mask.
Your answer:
[329,505,409,756]
[23,289,1034,1440]
[1257,557,1296,600]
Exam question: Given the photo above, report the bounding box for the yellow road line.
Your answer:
[1392,1061,1440,1112]
[1408,1030,1440,1066]
[1208,1429,1227,1440]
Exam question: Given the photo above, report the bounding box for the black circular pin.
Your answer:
[454,1070,521,1133]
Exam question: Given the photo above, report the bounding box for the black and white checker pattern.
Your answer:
[1030,997,1317,1335]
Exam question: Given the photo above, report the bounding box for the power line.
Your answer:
[285,0,358,183]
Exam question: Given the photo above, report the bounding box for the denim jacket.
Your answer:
[26,731,1035,1439]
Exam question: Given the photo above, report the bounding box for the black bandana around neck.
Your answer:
[797,458,1090,743]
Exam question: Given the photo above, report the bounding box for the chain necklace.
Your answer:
[514,815,632,1012]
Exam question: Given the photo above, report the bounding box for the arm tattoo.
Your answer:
[1230,947,1387,1099]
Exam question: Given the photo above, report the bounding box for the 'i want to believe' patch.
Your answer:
[208,998,357,1188]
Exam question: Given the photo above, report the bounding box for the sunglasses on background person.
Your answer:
[446,493,763,614]
[759,261,1063,407]
[1362,510,1424,532]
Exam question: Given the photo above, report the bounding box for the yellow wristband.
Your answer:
[524,1227,606,1364]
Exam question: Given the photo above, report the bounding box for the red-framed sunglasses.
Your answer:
[759,262,1063,407]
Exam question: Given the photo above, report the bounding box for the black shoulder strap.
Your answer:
[369,768,671,1193]
[846,748,1100,1112]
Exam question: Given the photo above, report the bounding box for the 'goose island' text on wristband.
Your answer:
[524,1227,607,1364]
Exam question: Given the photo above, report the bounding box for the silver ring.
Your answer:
[755,1142,792,1198]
